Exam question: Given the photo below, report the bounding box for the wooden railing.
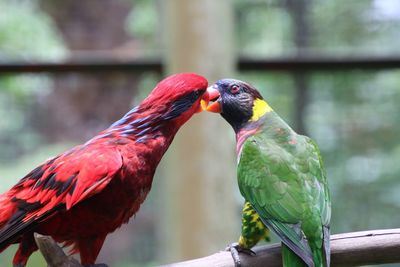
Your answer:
[35,228,400,267]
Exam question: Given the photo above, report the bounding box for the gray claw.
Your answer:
[229,243,242,267]
[226,242,256,267]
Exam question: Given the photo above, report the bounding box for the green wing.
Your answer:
[238,133,331,266]
[305,137,331,227]
[305,137,331,266]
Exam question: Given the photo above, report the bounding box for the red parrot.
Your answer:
[0,73,209,267]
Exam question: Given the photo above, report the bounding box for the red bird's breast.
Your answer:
[41,136,169,238]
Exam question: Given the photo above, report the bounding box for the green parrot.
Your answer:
[205,79,331,267]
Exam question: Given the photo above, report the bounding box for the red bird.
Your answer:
[0,73,209,267]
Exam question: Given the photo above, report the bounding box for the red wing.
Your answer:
[0,143,123,247]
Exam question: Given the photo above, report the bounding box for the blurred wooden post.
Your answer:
[160,0,238,263]
[285,0,311,135]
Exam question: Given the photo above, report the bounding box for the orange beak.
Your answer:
[196,92,207,113]
[203,86,221,113]
[196,92,208,113]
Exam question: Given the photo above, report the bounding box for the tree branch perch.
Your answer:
[34,233,81,267]
[34,229,400,267]
[161,229,400,267]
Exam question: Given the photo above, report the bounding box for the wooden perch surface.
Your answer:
[34,233,82,267]
[35,228,400,267]
[161,229,400,267]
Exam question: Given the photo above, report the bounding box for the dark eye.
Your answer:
[230,85,240,94]
[191,90,201,101]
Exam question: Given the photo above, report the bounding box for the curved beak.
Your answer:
[197,90,210,113]
[199,93,210,112]
[202,85,221,113]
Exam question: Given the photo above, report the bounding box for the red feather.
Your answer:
[0,73,208,266]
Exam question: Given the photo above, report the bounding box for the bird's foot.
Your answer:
[84,264,108,267]
[225,242,256,267]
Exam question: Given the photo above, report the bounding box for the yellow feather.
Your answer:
[251,99,273,121]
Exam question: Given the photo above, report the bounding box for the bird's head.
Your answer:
[204,79,273,132]
[139,73,210,127]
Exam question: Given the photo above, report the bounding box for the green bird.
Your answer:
[205,79,331,267]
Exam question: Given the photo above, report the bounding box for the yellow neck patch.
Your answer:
[251,98,273,121]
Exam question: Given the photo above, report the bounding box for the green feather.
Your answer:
[282,244,308,267]
[238,201,270,249]
[237,111,331,267]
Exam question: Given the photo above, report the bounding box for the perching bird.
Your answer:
[0,73,210,267]
[205,79,331,267]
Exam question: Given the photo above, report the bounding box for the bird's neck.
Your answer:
[93,106,185,175]
[100,100,191,144]
[234,99,272,154]
[235,117,264,157]
[249,98,273,122]
[236,110,293,156]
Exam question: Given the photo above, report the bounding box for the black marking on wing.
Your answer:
[41,173,58,190]
[28,166,45,180]
[0,199,64,250]
[16,166,45,186]
[31,172,78,197]
[68,179,77,196]
[32,173,55,190]
[9,199,42,225]
[60,174,77,195]
[1,171,79,247]
[15,156,61,187]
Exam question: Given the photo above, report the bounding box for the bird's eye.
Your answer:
[230,85,240,94]
[190,90,201,101]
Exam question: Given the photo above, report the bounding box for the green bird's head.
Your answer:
[204,79,273,132]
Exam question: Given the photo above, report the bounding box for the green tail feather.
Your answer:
[282,244,308,267]
[282,243,326,267]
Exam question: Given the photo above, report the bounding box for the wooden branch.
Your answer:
[34,229,400,267]
[34,233,82,267]
[161,229,400,267]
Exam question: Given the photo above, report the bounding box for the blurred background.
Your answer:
[1,0,400,266]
